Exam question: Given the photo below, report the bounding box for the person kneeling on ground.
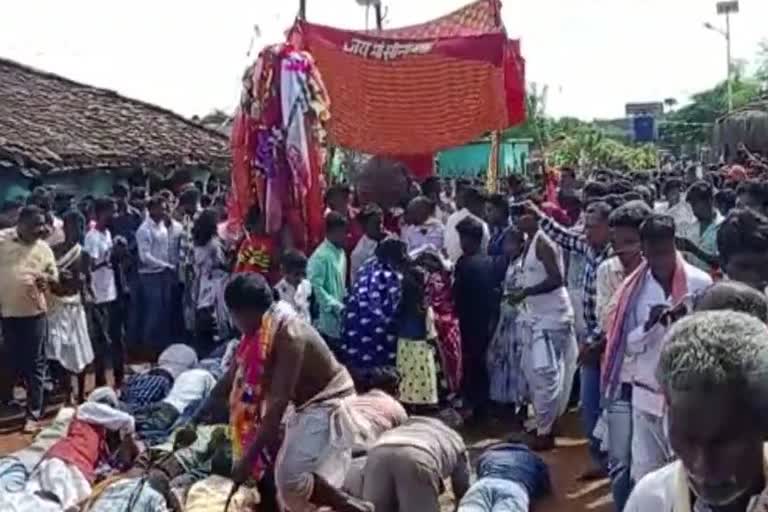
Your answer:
[347,367,408,452]
[458,443,551,512]
[361,416,471,512]
[625,311,768,511]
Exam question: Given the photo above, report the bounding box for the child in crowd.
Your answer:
[350,204,387,283]
[235,204,278,284]
[191,209,231,356]
[396,265,440,410]
[275,249,313,322]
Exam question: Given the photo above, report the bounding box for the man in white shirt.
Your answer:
[275,249,312,323]
[445,186,490,263]
[84,198,125,388]
[421,177,454,224]
[678,180,723,273]
[601,214,712,510]
[131,196,175,352]
[595,201,652,330]
[654,178,694,236]
[625,311,768,512]
[350,204,386,283]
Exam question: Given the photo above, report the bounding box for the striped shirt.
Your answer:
[540,218,612,346]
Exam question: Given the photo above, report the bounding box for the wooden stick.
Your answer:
[299,0,307,20]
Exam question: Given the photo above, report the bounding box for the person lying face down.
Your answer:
[12,387,137,510]
[85,471,183,512]
[119,343,198,411]
[133,367,217,434]
[625,311,768,512]
[183,445,260,512]
[458,443,551,512]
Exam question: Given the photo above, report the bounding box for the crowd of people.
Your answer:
[2,155,768,511]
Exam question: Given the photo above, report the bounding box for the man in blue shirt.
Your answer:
[458,443,550,512]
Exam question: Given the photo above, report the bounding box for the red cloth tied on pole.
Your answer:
[290,0,525,156]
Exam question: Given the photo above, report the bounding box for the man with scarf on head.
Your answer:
[1,387,137,511]
[601,214,711,510]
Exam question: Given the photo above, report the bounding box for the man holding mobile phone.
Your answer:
[602,214,711,508]
[0,205,58,433]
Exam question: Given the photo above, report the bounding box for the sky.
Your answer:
[1,0,766,121]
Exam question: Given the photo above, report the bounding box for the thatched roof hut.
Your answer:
[0,58,229,179]
[714,96,768,160]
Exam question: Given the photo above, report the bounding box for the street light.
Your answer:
[704,1,738,112]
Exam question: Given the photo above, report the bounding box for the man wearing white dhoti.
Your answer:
[511,210,576,451]
[222,274,372,512]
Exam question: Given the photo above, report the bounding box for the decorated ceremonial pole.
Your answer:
[486,131,500,193]
[486,1,504,193]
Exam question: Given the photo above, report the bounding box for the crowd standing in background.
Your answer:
[2,154,768,511]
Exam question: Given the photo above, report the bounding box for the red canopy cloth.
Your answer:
[290,0,525,156]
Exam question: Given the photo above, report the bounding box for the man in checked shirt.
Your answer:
[523,199,613,479]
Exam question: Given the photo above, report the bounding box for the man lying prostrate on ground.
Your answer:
[83,471,182,512]
[120,343,198,412]
[1,387,137,511]
[128,425,230,494]
[134,367,217,434]
[6,407,75,474]
[184,444,260,512]
[199,273,371,512]
[360,416,471,512]
[625,311,768,512]
[458,443,551,512]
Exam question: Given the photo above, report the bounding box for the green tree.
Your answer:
[659,77,763,147]
[757,39,768,87]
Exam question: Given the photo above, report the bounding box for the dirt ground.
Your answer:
[0,402,612,512]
